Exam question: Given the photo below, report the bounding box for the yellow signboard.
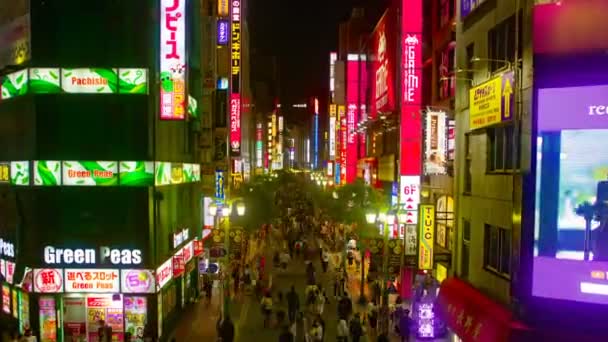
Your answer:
[329,104,337,117]
[418,204,435,270]
[469,71,514,130]
[218,0,229,17]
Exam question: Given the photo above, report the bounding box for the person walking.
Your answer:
[220,315,235,342]
[398,309,412,342]
[321,249,329,273]
[315,290,326,316]
[97,320,112,342]
[261,292,274,328]
[279,324,294,342]
[349,313,364,342]
[337,317,349,342]
[294,311,308,342]
[287,285,300,323]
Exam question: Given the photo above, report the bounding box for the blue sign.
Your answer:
[215,170,225,201]
[391,182,399,206]
[461,0,487,19]
[335,163,341,185]
[217,20,229,45]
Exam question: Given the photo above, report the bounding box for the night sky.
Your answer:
[249,0,383,108]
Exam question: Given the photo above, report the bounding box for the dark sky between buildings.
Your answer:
[249,0,386,110]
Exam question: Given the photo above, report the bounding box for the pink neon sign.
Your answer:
[400,0,422,176]
[346,59,360,183]
[230,94,241,153]
[160,0,186,120]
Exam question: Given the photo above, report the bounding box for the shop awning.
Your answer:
[437,277,528,342]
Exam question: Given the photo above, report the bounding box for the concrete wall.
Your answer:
[454,0,534,305]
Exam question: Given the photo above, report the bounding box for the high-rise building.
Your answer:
[0,0,205,338]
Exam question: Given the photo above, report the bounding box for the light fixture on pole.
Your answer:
[366,212,377,224]
[236,202,246,216]
[470,56,512,69]
[221,205,231,217]
[209,202,218,216]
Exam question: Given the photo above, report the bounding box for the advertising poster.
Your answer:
[170,163,184,184]
[10,161,29,186]
[63,296,87,339]
[87,295,124,342]
[182,163,194,182]
[1,69,28,100]
[65,269,120,293]
[424,111,447,175]
[61,68,118,93]
[5,261,14,284]
[2,285,9,313]
[39,297,57,342]
[118,68,148,94]
[34,160,61,186]
[160,0,187,120]
[217,19,229,45]
[119,161,154,186]
[19,292,30,333]
[0,162,9,183]
[62,161,118,186]
[173,254,185,278]
[154,162,172,186]
[11,289,17,318]
[29,68,61,93]
[229,0,242,156]
[121,269,155,294]
[125,296,147,340]
[33,268,63,293]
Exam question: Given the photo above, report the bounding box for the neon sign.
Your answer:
[160,0,186,120]
[230,0,242,155]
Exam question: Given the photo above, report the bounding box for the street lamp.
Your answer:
[366,212,377,224]
[209,202,218,216]
[236,202,246,216]
[222,205,231,217]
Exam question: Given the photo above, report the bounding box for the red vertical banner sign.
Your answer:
[230,0,242,156]
[346,56,360,183]
[400,0,423,176]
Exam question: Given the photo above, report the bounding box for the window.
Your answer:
[437,42,455,101]
[438,0,455,29]
[464,133,472,193]
[487,12,523,72]
[461,219,471,279]
[487,125,519,172]
[484,224,511,277]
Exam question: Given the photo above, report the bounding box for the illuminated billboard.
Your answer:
[372,8,397,119]
[400,0,422,177]
[339,105,347,183]
[533,71,608,304]
[424,111,447,175]
[329,52,337,93]
[218,0,229,17]
[160,0,186,120]
[62,161,118,186]
[255,122,263,168]
[346,57,360,183]
[230,0,242,156]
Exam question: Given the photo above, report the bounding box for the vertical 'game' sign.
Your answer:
[229,0,242,156]
[160,0,186,120]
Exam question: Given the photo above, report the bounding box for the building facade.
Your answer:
[0,0,206,340]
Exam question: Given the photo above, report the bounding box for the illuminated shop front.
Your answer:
[12,233,202,342]
[0,236,31,334]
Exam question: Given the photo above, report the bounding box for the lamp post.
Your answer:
[208,201,246,316]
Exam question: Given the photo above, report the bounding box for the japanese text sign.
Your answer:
[172,254,185,278]
[469,71,514,130]
[0,163,10,183]
[217,20,229,45]
[418,205,435,270]
[34,268,64,293]
[65,269,120,293]
[215,169,225,200]
[160,0,187,120]
[218,0,229,16]
[230,93,241,155]
[156,258,173,291]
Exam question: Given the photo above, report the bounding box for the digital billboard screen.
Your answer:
[533,83,608,305]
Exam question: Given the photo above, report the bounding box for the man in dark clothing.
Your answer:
[278,324,294,342]
[338,294,352,320]
[286,285,300,322]
[97,319,113,342]
[399,309,412,342]
[220,315,235,342]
